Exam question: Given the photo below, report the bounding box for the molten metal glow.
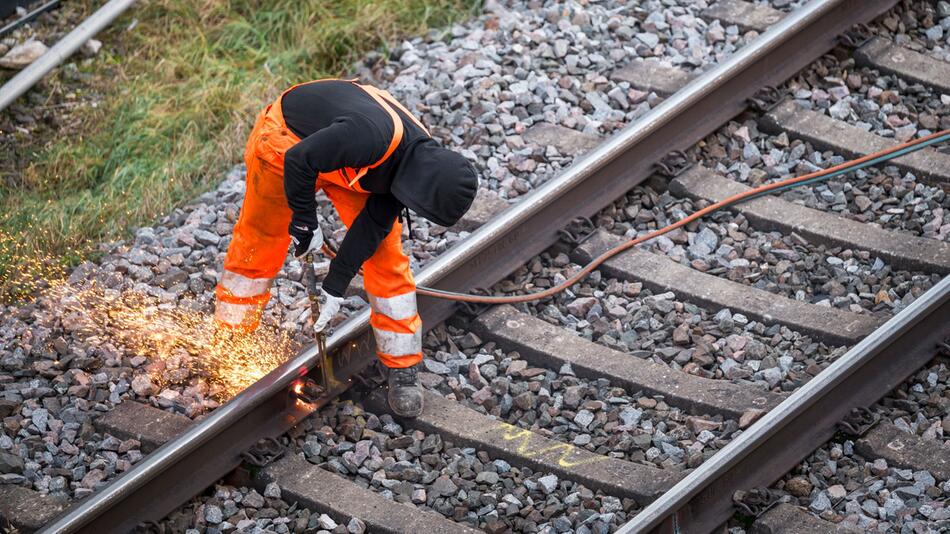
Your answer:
[47,280,298,399]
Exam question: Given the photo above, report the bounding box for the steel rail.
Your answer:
[620,275,950,534]
[0,0,60,39]
[41,0,895,531]
[0,0,135,112]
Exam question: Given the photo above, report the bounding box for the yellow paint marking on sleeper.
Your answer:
[497,423,606,468]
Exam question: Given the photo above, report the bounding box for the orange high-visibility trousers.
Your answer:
[321,184,422,368]
[216,80,423,368]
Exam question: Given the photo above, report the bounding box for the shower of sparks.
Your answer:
[0,228,69,303]
[2,226,301,401]
[47,281,299,399]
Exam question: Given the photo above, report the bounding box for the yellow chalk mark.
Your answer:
[497,423,606,468]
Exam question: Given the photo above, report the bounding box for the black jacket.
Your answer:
[281,80,477,297]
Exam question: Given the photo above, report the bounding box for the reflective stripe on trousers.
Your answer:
[368,291,417,321]
[373,329,422,357]
[322,184,422,369]
[215,105,293,332]
[219,270,272,297]
[214,299,263,330]
[368,289,422,368]
[214,270,273,331]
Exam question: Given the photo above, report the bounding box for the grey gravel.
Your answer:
[700,118,950,242]
[487,248,843,392]
[287,399,633,533]
[159,483,345,533]
[729,447,949,529]
[873,360,949,446]
[610,185,939,316]
[4,1,946,527]
[419,323,739,471]
[872,1,950,63]
[788,57,949,142]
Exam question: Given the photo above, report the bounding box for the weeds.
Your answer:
[0,0,477,300]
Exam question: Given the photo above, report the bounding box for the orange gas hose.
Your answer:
[323,129,949,304]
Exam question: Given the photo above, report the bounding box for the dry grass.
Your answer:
[0,0,478,300]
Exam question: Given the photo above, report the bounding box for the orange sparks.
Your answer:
[0,228,69,303]
[46,280,299,399]
[3,227,301,401]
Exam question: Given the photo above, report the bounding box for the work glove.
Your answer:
[290,223,324,259]
[313,289,344,334]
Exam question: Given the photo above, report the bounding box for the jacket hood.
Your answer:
[392,139,478,227]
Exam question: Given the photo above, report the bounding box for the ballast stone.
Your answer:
[0,40,49,69]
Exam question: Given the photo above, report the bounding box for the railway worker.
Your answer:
[213,79,478,417]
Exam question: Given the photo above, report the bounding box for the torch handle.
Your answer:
[303,251,321,320]
[303,251,331,390]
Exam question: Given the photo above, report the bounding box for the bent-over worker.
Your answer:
[214,79,478,417]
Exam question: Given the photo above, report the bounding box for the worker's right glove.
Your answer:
[290,223,324,259]
[313,289,344,333]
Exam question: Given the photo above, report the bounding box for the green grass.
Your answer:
[0,0,478,300]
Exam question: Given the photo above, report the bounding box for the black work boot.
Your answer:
[387,364,423,417]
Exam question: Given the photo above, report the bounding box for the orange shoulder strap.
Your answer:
[354,84,404,170]
[282,80,428,188]
[372,87,431,137]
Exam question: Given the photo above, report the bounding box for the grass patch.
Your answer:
[0,0,478,300]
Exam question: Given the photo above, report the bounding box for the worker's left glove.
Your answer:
[313,289,344,333]
[290,223,324,259]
